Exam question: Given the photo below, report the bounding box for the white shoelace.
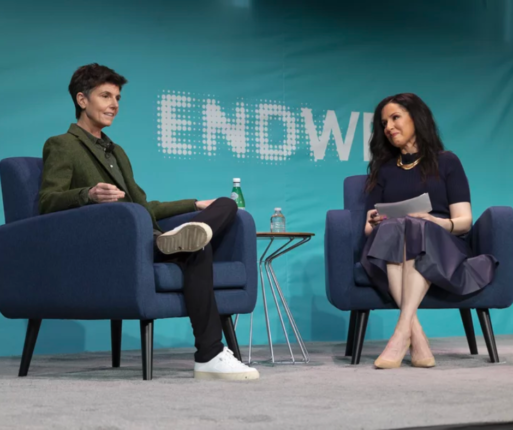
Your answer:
[220,348,250,369]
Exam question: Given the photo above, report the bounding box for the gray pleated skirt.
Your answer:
[360,217,498,296]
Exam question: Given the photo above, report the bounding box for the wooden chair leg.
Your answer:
[476,309,499,363]
[140,320,154,380]
[221,315,242,361]
[19,319,42,377]
[345,310,357,357]
[459,309,478,355]
[111,320,122,368]
[351,310,370,365]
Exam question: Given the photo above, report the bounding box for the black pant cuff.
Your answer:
[194,343,225,363]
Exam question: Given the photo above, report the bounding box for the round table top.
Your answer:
[257,232,315,238]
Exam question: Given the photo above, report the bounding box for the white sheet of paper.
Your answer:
[374,193,432,219]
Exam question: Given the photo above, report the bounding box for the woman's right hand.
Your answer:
[365,209,387,236]
[368,210,386,228]
[88,183,125,203]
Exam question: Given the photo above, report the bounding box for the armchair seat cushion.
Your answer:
[154,261,247,292]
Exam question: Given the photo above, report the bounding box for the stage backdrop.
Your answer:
[1,0,513,357]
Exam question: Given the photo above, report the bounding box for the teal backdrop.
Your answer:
[1,0,513,357]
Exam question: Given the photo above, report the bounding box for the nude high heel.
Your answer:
[410,331,436,368]
[411,355,436,368]
[374,341,411,369]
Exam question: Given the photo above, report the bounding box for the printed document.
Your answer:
[375,193,432,218]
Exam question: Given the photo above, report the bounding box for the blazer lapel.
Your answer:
[112,145,134,201]
[67,124,127,192]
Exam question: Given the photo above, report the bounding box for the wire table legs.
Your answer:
[246,236,311,364]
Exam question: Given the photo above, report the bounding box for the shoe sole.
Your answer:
[374,360,402,369]
[156,223,212,255]
[193,370,260,381]
[411,359,436,368]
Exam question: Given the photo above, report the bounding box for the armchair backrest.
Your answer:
[0,157,43,223]
[343,175,368,260]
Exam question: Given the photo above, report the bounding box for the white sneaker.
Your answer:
[194,347,260,380]
[156,222,213,255]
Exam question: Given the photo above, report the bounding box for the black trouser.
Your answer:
[155,197,238,363]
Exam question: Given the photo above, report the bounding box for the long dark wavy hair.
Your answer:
[366,93,445,191]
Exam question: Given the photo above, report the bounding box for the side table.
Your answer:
[236,232,314,365]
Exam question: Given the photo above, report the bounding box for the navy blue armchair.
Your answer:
[325,175,513,364]
[0,157,257,380]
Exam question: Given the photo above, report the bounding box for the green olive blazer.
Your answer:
[39,124,197,231]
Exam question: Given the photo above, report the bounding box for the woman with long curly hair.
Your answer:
[361,93,497,369]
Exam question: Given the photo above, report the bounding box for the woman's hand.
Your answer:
[409,211,467,234]
[88,183,125,203]
[407,212,436,223]
[365,209,387,236]
[196,199,216,210]
[369,210,386,228]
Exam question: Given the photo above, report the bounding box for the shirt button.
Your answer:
[110,165,113,168]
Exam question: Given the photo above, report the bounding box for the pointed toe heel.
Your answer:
[374,357,403,369]
[374,341,410,369]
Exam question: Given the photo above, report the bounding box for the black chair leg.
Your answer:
[111,320,122,368]
[140,320,154,380]
[19,319,42,377]
[351,310,370,365]
[476,309,499,363]
[345,310,357,357]
[459,309,478,355]
[221,315,242,361]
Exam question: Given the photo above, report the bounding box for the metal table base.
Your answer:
[235,233,314,365]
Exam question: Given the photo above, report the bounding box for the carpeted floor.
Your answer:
[1,336,513,430]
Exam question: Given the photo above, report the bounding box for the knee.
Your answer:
[216,197,238,215]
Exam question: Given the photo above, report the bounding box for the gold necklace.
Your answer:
[397,155,422,170]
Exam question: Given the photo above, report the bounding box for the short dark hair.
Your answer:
[68,63,128,119]
[366,93,445,191]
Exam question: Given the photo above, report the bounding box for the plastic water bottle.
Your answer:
[231,178,246,210]
[270,208,286,232]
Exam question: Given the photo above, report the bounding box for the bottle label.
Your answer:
[231,192,238,200]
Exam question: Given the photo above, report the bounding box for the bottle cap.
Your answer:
[275,207,281,211]
[233,178,241,182]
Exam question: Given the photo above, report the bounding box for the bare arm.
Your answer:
[409,202,472,235]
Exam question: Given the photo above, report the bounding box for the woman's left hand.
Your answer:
[408,212,435,223]
[196,199,216,210]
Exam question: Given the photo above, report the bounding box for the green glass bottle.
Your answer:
[231,178,246,210]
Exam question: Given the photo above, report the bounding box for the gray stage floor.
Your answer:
[1,336,513,430]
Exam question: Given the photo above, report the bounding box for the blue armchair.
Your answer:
[0,157,257,380]
[325,175,513,364]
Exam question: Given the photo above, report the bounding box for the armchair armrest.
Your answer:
[0,203,156,319]
[471,206,513,307]
[325,210,355,308]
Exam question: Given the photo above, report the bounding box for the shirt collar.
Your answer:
[75,124,114,151]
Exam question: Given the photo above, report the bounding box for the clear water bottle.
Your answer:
[270,208,286,232]
[231,178,245,210]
